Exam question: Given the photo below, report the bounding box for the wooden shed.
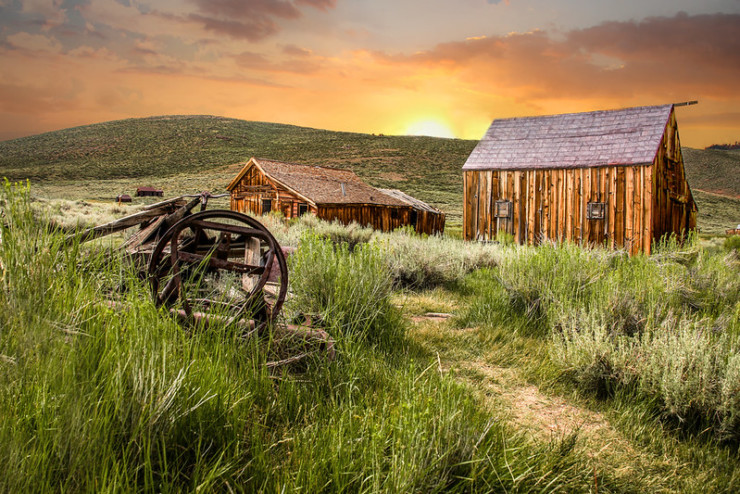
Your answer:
[136,186,164,197]
[378,188,445,235]
[463,104,697,255]
[227,158,445,234]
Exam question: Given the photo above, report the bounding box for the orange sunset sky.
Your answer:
[1,0,739,147]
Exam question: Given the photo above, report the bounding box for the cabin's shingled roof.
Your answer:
[378,188,443,214]
[228,158,407,206]
[463,105,674,171]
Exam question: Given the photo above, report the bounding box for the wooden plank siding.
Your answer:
[463,118,696,255]
[650,111,697,244]
[463,163,657,254]
[230,160,445,235]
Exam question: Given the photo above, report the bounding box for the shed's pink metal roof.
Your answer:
[462,105,673,171]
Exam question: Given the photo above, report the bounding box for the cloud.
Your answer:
[282,44,312,57]
[374,13,740,102]
[186,0,337,40]
[5,32,62,53]
[295,0,336,11]
[186,13,282,41]
[566,13,740,72]
[191,0,300,20]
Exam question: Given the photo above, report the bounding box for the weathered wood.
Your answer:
[67,203,181,245]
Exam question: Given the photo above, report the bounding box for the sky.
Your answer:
[1,0,739,147]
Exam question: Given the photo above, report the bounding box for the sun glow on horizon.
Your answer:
[404,119,456,138]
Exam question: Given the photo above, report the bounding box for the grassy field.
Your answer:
[1,117,740,491]
[2,181,740,492]
[1,115,738,231]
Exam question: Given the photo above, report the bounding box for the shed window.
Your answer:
[391,209,399,220]
[410,210,418,226]
[494,200,512,219]
[262,199,272,214]
[587,202,606,220]
[298,203,309,216]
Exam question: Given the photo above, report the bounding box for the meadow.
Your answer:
[1,116,740,491]
[2,179,740,492]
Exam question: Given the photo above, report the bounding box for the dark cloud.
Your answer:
[566,13,740,72]
[377,13,740,102]
[191,0,300,21]
[187,13,281,41]
[185,0,338,40]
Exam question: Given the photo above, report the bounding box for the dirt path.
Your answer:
[410,315,683,491]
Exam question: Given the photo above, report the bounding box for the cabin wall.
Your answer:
[318,205,445,234]
[318,205,408,232]
[230,164,445,234]
[651,111,697,243]
[414,210,446,235]
[230,165,314,217]
[464,163,655,255]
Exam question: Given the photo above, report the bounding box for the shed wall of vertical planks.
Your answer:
[463,111,696,255]
[230,163,445,235]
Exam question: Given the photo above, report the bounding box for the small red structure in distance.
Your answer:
[136,186,164,197]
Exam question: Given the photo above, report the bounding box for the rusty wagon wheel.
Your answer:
[147,210,288,328]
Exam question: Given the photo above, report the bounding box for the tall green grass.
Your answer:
[262,213,500,290]
[1,181,606,492]
[460,238,740,441]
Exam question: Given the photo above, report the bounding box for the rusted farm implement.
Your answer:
[70,192,334,367]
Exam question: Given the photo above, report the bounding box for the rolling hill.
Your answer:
[0,115,738,232]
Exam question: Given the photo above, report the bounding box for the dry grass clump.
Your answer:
[258,213,500,290]
[30,195,137,231]
[381,228,500,289]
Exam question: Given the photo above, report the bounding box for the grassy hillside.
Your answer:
[683,147,740,198]
[1,115,738,231]
[0,116,475,223]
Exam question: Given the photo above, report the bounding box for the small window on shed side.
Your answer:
[262,199,272,214]
[587,202,606,220]
[494,200,512,219]
[391,209,399,220]
[298,203,309,216]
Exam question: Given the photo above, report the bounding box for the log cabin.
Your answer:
[136,186,164,197]
[227,158,445,234]
[463,104,697,255]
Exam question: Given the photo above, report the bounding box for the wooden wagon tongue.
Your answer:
[70,191,335,366]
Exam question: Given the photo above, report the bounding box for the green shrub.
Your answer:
[724,234,740,252]
[461,235,740,440]
[382,228,499,289]
[288,232,402,343]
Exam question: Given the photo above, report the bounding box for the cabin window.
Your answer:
[391,209,399,220]
[494,200,512,219]
[587,202,606,220]
[410,210,418,226]
[298,203,309,216]
[262,199,272,214]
